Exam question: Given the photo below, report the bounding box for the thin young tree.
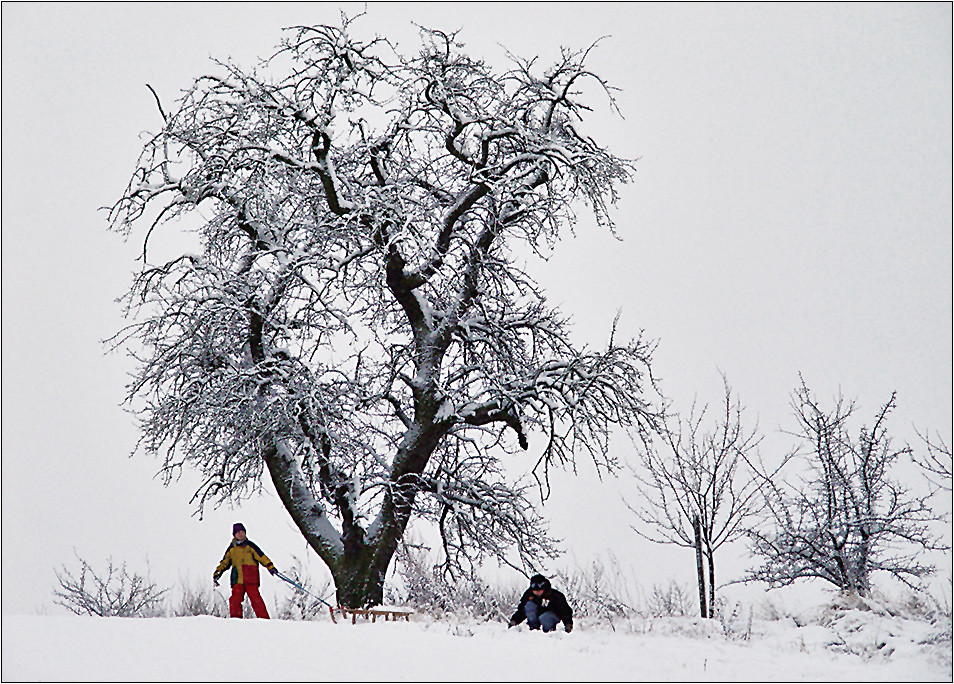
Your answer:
[627,377,764,617]
[108,18,657,607]
[745,380,946,597]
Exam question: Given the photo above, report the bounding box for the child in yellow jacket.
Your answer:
[213,523,278,618]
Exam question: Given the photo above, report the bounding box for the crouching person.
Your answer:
[508,574,573,633]
[213,523,278,618]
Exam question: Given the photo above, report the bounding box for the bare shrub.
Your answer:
[275,558,335,621]
[390,545,651,629]
[862,582,953,633]
[53,552,168,617]
[920,585,952,646]
[173,577,228,617]
[387,543,521,622]
[753,596,800,624]
[646,580,694,618]
[551,555,638,624]
[714,598,754,640]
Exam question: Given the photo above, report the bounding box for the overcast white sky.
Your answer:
[2,2,951,616]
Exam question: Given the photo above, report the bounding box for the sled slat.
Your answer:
[334,607,414,623]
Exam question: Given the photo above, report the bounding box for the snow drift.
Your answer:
[3,607,949,682]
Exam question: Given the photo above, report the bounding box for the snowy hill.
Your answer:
[3,609,950,682]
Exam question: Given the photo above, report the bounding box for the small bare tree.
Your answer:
[745,381,947,596]
[53,552,168,617]
[108,17,657,607]
[627,377,765,617]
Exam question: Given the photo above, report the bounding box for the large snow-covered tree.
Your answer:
[109,19,657,607]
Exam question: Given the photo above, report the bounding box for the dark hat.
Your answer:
[529,574,550,591]
[232,522,246,535]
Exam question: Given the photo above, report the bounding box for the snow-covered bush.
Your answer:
[275,559,335,621]
[386,544,520,622]
[172,578,227,618]
[387,546,651,629]
[646,580,694,618]
[551,556,638,625]
[53,552,168,617]
[896,584,952,631]
[714,599,754,640]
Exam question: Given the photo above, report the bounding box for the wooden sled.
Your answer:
[329,606,415,624]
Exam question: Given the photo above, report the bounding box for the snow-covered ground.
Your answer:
[3,607,950,682]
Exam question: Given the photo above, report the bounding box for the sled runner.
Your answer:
[331,606,415,624]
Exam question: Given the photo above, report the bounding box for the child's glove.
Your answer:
[565,620,573,633]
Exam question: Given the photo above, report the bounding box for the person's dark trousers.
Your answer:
[524,600,561,632]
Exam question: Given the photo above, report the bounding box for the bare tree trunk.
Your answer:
[706,548,716,618]
[334,548,388,608]
[693,515,707,618]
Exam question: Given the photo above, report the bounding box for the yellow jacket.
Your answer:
[214,539,275,586]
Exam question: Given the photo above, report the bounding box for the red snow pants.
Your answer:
[230,583,270,619]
